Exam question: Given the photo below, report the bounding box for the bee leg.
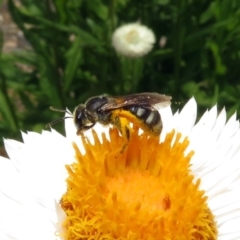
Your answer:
[114,116,132,156]
[76,129,91,144]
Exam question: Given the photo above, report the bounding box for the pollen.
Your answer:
[60,128,217,239]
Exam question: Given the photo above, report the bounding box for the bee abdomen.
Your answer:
[125,106,161,134]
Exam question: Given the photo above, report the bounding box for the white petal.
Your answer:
[176,97,197,137]
[186,106,240,238]
[0,130,75,239]
[159,105,173,142]
[0,156,60,240]
[218,113,239,141]
[55,201,67,236]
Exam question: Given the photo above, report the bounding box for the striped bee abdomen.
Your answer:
[124,106,162,135]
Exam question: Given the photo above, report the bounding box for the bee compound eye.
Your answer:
[74,115,83,129]
[73,105,85,127]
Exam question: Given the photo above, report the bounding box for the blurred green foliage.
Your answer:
[0,0,240,144]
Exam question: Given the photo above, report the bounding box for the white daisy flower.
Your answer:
[112,22,156,58]
[0,98,240,239]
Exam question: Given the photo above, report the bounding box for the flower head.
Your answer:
[112,22,156,58]
[0,98,240,239]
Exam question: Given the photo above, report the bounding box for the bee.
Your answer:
[48,92,171,143]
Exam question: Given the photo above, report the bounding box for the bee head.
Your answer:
[73,104,97,134]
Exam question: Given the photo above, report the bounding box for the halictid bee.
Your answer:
[48,92,171,141]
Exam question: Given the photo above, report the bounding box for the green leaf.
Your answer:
[64,36,83,92]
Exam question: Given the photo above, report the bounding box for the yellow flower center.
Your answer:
[60,128,217,239]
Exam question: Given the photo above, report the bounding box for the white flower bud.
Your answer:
[112,22,156,58]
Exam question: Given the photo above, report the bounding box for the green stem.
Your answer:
[118,56,125,95]
[134,59,143,93]
[130,60,139,93]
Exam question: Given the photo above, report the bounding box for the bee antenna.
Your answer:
[49,106,72,116]
[46,116,73,128]
[46,106,73,128]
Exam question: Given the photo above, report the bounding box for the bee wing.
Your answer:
[153,100,171,110]
[100,92,172,111]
